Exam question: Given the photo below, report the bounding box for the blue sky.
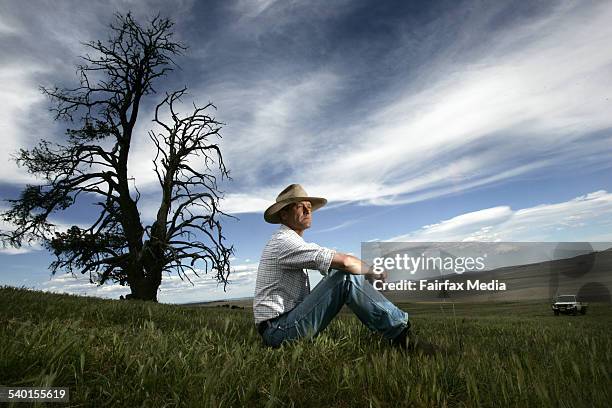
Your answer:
[1,0,611,303]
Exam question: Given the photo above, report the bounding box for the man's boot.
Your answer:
[391,327,441,356]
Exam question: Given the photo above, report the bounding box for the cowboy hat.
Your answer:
[264,184,327,224]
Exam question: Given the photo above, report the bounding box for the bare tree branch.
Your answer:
[1,12,233,301]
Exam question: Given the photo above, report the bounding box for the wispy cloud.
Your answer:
[0,0,197,189]
[390,190,612,242]
[188,0,612,213]
[3,1,610,218]
[310,219,361,234]
[0,63,50,184]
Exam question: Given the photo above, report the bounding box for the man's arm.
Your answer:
[330,253,364,275]
[331,253,387,282]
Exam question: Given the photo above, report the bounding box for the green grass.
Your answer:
[1,286,610,407]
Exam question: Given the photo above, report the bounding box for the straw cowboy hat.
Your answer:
[264,184,327,224]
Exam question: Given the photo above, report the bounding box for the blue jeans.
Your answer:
[260,269,410,348]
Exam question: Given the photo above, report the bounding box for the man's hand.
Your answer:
[365,266,388,284]
[331,253,389,284]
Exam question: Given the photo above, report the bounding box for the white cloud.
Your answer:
[0,64,49,184]
[131,69,344,219]
[33,261,259,303]
[0,245,42,255]
[0,0,198,189]
[231,0,353,32]
[390,190,612,242]
[2,0,611,224]
[233,0,280,18]
[39,273,130,299]
[202,70,344,185]
[0,14,20,36]
[194,1,612,213]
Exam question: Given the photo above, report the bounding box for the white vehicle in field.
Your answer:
[552,295,588,316]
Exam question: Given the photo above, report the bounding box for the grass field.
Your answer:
[1,286,610,407]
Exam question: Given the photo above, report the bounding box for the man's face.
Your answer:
[280,201,313,231]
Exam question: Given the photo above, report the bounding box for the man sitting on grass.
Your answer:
[253,184,437,354]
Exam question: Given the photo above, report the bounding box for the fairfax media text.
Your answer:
[373,279,507,292]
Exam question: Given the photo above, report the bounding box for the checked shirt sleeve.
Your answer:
[276,234,336,275]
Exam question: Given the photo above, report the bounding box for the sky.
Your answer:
[0,0,611,303]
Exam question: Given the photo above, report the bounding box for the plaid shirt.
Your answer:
[253,224,336,324]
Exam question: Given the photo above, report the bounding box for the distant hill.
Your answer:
[182,298,253,308]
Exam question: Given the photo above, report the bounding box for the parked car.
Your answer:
[552,295,587,316]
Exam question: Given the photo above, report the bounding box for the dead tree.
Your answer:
[0,13,233,301]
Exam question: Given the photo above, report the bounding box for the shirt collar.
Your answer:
[279,224,293,232]
[279,224,301,237]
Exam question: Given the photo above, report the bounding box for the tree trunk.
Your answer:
[129,275,160,301]
[128,239,165,301]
